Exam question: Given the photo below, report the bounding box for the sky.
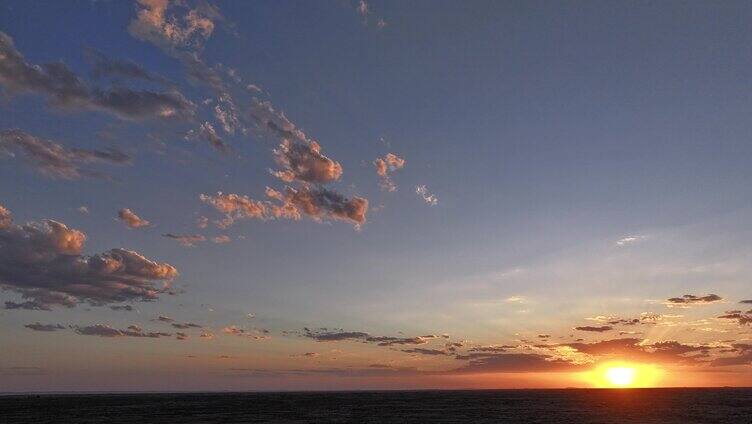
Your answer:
[1,0,751,392]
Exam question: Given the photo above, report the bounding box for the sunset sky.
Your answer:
[1,0,752,392]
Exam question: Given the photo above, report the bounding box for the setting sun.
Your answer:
[584,362,664,388]
[605,367,636,386]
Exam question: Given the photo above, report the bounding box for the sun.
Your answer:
[605,367,635,386]
[583,362,663,388]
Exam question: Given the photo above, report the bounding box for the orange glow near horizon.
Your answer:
[583,362,665,388]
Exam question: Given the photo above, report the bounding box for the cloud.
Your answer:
[717,310,752,325]
[201,186,368,228]
[615,235,644,246]
[665,294,723,308]
[214,99,239,134]
[451,353,582,374]
[248,99,310,145]
[78,206,90,214]
[415,185,438,206]
[196,216,209,229]
[740,300,752,304]
[355,0,387,29]
[711,344,752,367]
[221,325,270,340]
[302,329,370,342]
[74,324,171,338]
[266,186,368,227]
[0,129,130,180]
[574,325,613,332]
[301,328,437,347]
[211,235,230,244]
[171,322,202,329]
[128,0,218,54]
[24,322,65,332]
[199,192,268,228]
[128,0,231,108]
[185,122,229,153]
[0,205,178,310]
[402,348,448,356]
[0,32,195,120]
[272,140,342,184]
[110,304,134,311]
[162,233,206,247]
[85,48,169,85]
[0,205,11,228]
[564,338,711,364]
[374,153,405,192]
[156,315,174,323]
[118,208,150,228]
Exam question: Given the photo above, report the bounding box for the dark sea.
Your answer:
[1,388,751,423]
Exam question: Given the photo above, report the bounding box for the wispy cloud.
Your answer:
[415,185,438,206]
[0,31,196,120]
[1,129,130,180]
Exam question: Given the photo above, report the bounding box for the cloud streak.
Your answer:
[0,129,130,180]
[0,31,195,121]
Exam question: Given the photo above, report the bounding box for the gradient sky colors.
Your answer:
[1,0,752,392]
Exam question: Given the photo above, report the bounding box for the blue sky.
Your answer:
[1,0,751,391]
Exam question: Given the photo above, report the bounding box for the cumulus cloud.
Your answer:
[24,322,65,332]
[201,186,368,228]
[665,294,723,308]
[162,233,206,247]
[374,153,405,192]
[118,208,150,229]
[0,129,130,180]
[266,186,368,227]
[272,140,343,184]
[0,205,177,310]
[0,32,195,120]
[199,192,268,228]
[415,185,438,206]
[74,324,171,338]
